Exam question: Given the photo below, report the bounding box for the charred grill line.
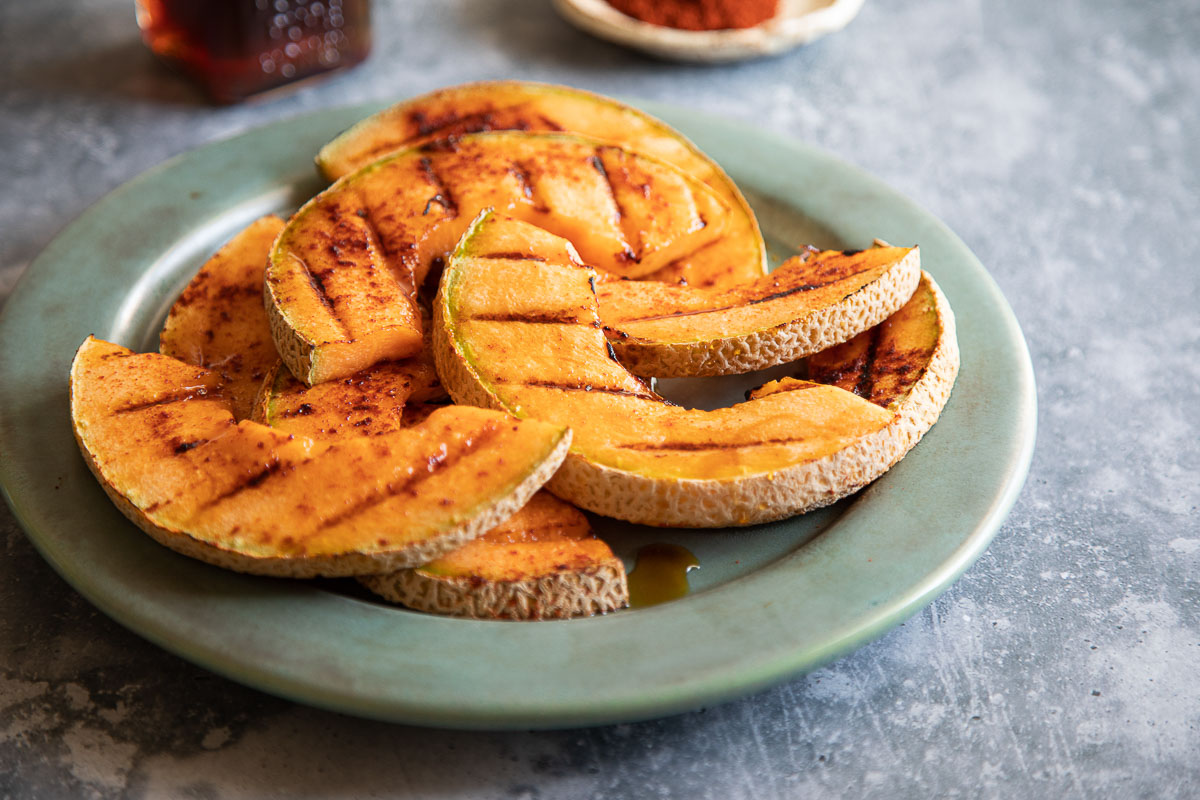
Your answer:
[854,326,883,401]
[510,379,660,401]
[411,109,496,139]
[173,439,208,455]
[590,150,637,262]
[610,272,859,325]
[618,436,809,452]
[419,157,459,218]
[294,256,353,338]
[315,426,500,530]
[469,311,587,325]
[478,251,547,262]
[113,389,214,414]
[508,160,550,213]
[352,201,411,295]
[202,456,285,509]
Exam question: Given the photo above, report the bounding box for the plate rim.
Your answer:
[0,100,1036,729]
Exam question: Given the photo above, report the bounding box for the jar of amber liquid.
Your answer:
[136,0,371,103]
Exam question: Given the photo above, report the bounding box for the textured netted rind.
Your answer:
[608,248,921,378]
[263,279,322,387]
[359,559,629,620]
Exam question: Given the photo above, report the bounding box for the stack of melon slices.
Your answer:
[70,81,959,621]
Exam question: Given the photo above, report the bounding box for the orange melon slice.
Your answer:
[434,214,944,527]
[316,80,766,288]
[598,244,921,377]
[361,492,628,620]
[266,132,731,385]
[70,336,570,577]
[159,215,285,420]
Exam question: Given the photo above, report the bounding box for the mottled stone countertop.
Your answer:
[2,0,1197,797]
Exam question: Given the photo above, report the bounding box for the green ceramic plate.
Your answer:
[0,102,1035,730]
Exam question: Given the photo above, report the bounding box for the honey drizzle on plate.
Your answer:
[628,543,699,608]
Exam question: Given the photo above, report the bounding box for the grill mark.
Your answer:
[315,425,501,530]
[618,436,808,452]
[113,388,214,414]
[173,438,209,455]
[419,157,458,218]
[202,456,285,509]
[294,255,353,339]
[352,201,411,296]
[477,251,546,262]
[508,161,549,213]
[468,311,588,325]
[410,109,498,139]
[506,379,660,401]
[590,150,637,263]
[608,273,853,325]
[854,325,883,400]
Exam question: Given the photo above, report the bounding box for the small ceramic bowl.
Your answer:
[552,0,866,63]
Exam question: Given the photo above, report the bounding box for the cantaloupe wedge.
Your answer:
[361,492,628,620]
[598,244,921,377]
[316,80,766,288]
[265,132,732,385]
[70,336,571,577]
[253,354,627,619]
[800,270,959,430]
[434,214,958,527]
[159,215,285,420]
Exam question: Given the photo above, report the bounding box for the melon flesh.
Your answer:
[159,215,285,419]
[360,492,629,620]
[806,272,951,411]
[252,345,627,618]
[434,214,919,528]
[315,80,766,289]
[70,336,570,577]
[597,244,921,377]
[266,132,730,385]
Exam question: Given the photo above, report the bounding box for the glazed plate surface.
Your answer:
[0,102,1035,729]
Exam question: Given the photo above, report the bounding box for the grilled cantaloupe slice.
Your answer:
[434,214,953,527]
[803,270,959,421]
[599,244,921,377]
[254,356,627,619]
[70,336,571,577]
[159,215,285,420]
[267,131,732,385]
[252,356,444,438]
[316,80,766,288]
[362,493,628,620]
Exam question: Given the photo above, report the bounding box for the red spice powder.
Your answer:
[606,0,779,31]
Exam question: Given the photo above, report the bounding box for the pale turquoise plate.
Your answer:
[0,102,1035,730]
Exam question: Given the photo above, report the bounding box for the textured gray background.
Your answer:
[2,0,1198,797]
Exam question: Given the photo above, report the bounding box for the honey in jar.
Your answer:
[136,0,371,103]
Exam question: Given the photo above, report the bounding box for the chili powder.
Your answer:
[606,0,779,31]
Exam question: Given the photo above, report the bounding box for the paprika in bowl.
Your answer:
[605,0,779,31]
[552,0,865,62]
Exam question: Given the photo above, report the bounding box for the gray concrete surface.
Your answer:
[2,0,1197,797]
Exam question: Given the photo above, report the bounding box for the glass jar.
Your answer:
[136,0,371,103]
